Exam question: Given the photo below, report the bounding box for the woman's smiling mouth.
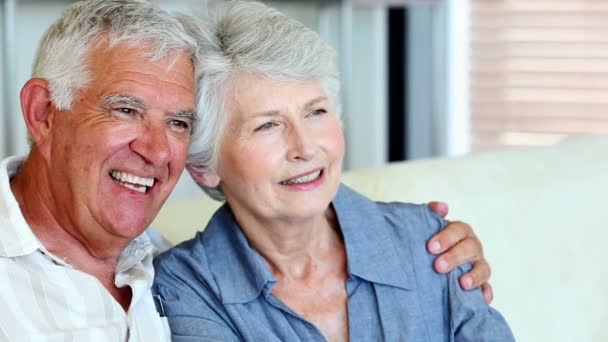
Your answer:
[279,169,323,185]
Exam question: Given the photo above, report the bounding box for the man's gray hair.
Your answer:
[32,0,197,111]
[187,0,341,201]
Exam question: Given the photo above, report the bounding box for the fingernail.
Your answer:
[463,276,473,290]
[429,241,441,253]
[438,258,448,272]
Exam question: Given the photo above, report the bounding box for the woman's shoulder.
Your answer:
[153,203,236,295]
[152,210,236,325]
[153,231,214,288]
[377,201,446,242]
[335,184,447,244]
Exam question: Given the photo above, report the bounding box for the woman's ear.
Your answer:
[187,164,221,188]
[20,78,54,145]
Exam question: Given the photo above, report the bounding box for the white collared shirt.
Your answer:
[0,156,170,341]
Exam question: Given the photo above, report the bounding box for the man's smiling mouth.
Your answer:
[110,170,155,193]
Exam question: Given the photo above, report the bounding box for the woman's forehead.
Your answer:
[229,76,328,115]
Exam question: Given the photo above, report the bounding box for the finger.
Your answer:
[427,201,449,218]
[427,221,474,255]
[457,259,492,291]
[481,282,494,304]
[433,236,482,273]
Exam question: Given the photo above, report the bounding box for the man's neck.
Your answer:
[9,154,132,310]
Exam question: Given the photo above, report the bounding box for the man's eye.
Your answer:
[168,120,189,134]
[171,120,190,129]
[112,107,138,117]
[119,108,135,114]
[255,122,277,131]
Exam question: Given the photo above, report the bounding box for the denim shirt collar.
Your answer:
[333,184,414,290]
[204,183,414,304]
[201,205,276,304]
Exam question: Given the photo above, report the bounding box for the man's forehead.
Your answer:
[89,36,192,62]
[85,36,194,76]
[85,46,194,94]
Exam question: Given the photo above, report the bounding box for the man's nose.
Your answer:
[130,120,171,166]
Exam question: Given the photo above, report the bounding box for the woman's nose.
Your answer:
[286,125,316,162]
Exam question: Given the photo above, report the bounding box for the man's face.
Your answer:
[44,42,195,250]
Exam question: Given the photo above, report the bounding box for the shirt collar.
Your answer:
[116,231,154,274]
[202,205,275,304]
[333,184,414,290]
[0,156,42,257]
[204,183,414,304]
[115,231,156,306]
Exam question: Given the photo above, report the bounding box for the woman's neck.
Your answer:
[235,205,343,279]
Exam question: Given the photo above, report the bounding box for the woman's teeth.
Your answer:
[110,170,155,193]
[280,170,321,185]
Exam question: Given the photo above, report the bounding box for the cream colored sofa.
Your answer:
[153,136,608,342]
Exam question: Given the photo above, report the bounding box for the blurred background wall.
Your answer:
[1,0,606,200]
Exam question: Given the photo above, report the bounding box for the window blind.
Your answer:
[470,1,608,150]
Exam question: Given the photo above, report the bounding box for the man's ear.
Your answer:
[20,78,54,145]
[187,164,221,188]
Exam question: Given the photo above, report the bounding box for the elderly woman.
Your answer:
[154,1,514,341]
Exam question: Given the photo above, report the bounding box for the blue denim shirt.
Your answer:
[153,184,514,341]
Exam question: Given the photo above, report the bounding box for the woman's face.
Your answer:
[208,74,344,224]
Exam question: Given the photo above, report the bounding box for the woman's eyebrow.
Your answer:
[247,96,329,118]
[250,110,281,118]
[302,96,328,110]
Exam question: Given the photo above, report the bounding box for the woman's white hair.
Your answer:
[187,0,342,201]
[32,0,197,111]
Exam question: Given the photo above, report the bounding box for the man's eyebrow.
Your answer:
[102,94,144,108]
[102,95,197,120]
[173,110,198,121]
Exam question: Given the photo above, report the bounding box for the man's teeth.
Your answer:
[110,171,155,193]
[280,170,321,185]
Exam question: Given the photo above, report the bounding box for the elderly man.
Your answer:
[0,0,489,340]
[0,0,196,340]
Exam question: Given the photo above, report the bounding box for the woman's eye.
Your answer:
[310,108,327,116]
[255,122,277,131]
